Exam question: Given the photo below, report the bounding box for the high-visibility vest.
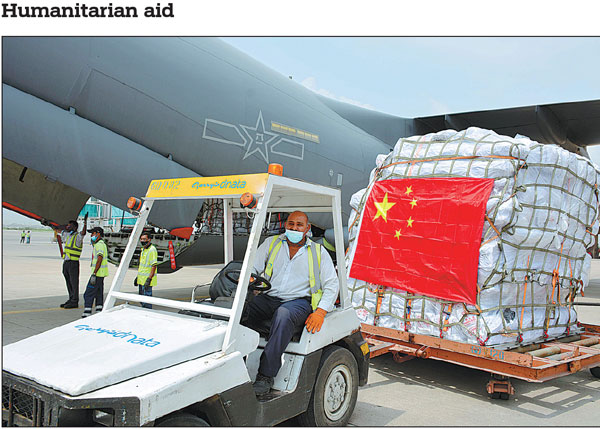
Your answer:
[63,233,82,261]
[263,235,323,310]
[138,244,158,287]
[91,239,109,277]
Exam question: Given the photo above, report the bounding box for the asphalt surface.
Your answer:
[2,229,599,426]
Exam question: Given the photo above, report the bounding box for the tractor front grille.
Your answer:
[2,383,46,426]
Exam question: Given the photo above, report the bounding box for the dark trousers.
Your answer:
[83,276,105,309]
[138,285,153,309]
[62,260,80,304]
[243,294,312,378]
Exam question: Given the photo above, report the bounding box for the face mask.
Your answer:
[285,229,304,244]
[91,236,97,243]
[140,241,149,247]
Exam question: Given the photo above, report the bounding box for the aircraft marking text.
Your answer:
[271,121,320,143]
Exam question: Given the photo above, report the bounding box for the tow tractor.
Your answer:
[2,170,369,427]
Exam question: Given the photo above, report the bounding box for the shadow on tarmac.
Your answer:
[367,353,600,419]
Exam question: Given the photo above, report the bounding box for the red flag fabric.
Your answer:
[349,178,494,304]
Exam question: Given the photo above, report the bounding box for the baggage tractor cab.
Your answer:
[2,171,369,427]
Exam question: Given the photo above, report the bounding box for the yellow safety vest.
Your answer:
[138,244,158,287]
[263,235,322,310]
[91,239,109,277]
[63,233,82,261]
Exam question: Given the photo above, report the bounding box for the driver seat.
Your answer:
[209,261,305,342]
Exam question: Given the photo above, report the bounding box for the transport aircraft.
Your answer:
[3,37,600,270]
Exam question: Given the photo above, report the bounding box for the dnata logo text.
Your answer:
[75,324,160,347]
[192,179,247,190]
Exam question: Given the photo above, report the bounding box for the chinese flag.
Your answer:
[349,178,494,304]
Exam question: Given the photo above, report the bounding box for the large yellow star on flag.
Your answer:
[373,193,395,222]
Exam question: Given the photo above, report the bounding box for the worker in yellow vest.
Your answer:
[82,227,108,318]
[135,233,158,309]
[243,211,339,395]
[55,214,87,308]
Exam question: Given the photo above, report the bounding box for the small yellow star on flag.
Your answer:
[405,186,413,196]
[373,193,395,222]
[410,198,418,209]
[407,217,414,227]
[394,229,402,239]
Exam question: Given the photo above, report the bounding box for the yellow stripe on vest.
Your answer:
[63,234,82,261]
[263,235,322,310]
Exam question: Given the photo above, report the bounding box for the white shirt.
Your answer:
[252,235,339,312]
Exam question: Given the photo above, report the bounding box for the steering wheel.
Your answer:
[224,269,272,292]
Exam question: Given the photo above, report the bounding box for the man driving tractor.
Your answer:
[244,211,339,395]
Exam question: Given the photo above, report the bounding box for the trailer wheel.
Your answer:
[591,366,600,378]
[156,412,209,426]
[297,346,359,427]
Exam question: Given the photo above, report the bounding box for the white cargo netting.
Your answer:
[348,127,600,349]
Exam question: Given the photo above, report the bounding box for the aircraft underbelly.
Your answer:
[2,84,202,230]
[2,158,89,225]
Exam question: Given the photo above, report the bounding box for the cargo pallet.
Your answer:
[362,322,600,400]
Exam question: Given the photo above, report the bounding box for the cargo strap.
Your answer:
[373,285,386,326]
[519,255,531,342]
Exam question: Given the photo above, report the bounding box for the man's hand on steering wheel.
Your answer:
[224,269,272,292]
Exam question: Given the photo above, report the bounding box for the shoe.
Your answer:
[252,373,273,395]
[95,305,103,312]
[81,313,90,318]
[63,302,78,309]
[59,301,70,308]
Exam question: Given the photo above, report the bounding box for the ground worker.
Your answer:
[20,230,25,244]
[244,211,339,395]
[82,227,108,317]
[135,233,158,309]
[55,215,87,308]
[26,231,31,244]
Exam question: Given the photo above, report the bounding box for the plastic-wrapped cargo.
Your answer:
[348,127,600,349]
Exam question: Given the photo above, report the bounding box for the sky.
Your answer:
[222,36,600,168]
[4,35,600,226]
[222,37,600,118]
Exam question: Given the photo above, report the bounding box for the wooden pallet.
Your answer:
[362,322,600,398]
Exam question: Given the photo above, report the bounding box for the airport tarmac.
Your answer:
[2,229,600,426]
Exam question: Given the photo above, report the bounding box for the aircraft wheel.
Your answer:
[155,412,209,426]
[591,366,600,378]
[297,345,359,426]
